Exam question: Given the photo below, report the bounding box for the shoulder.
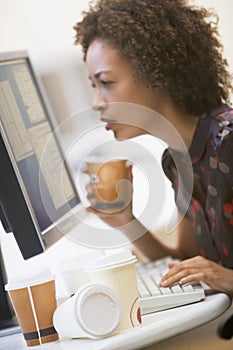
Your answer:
[208,104,233,152]
[207,106,233,185]
[215,106,233,149]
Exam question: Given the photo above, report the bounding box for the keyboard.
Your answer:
[136,256,205,315]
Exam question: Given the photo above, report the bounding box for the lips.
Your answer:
[100,118,116,131]
[105,123,113,131]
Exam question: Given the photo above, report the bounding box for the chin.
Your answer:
[114,132,132,141]
[112,126,145,140]
[116,132,144,141]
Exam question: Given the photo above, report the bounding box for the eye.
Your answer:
[100,80,112,87]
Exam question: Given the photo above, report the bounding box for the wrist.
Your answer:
[120,217,147,242]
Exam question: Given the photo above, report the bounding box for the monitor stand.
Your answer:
[0,245,21,337]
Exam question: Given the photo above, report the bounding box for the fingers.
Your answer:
[126,162,133,182]
[167,262,178,268]
[82,166,89,174]
[178,272,205,285]
[159,256,233,296]
[160,268,205,287]
[160,256,207,287]
[86,183,97,205]
[82,167,99,205]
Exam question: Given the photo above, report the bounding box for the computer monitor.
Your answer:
[0,50,85,332]
[0,50,82,260]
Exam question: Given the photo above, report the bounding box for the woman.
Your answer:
[74,0,233,296]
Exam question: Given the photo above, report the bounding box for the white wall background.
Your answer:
[0,0,233,280]
[0,0,232,123]
[0,0,93,124]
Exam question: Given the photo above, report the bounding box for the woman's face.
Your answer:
[86,39,165,140]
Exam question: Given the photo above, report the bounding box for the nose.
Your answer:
[92,90,107,112]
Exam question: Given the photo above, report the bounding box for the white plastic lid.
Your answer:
[58,251,105,272]
[5,267,54,291]
[85,250,137,272]
[76,283,122,338]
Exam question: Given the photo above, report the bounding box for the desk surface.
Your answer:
[0,291,231,350]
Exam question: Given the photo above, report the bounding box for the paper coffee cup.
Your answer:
[85,250,141,332]
[5,268,58,347]
[57,251,104,296]
[85,156,132,213]
[53,283,122,339]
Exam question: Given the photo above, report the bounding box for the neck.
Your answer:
[157,98,199,150]
[170,110,199,150]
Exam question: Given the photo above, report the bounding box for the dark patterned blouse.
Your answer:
[162,104,233,268]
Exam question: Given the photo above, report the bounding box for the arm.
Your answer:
[161,126,233,296]
[86,191,198,262]
[129,213,198,261]
[84,152,198,260]
[132,210,233,297]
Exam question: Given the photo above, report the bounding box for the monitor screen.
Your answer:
[0,50,81,259]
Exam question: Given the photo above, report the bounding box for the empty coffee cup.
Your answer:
[53,283,122,339]
[85,250,141,332]
[57,250,104,296]
[5,268,59,347]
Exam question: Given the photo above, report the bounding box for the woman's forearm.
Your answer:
[121,218,179,261]
[122,215,198,262]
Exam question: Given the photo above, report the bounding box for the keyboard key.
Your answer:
[137,282,150,298]
[141,276,161,296]
[170,284,183,294]
[159,287,172,295]
[182,284,194,293]
[150,273,162,286]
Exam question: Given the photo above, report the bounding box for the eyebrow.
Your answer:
[93,70,110,79]
[94,72,102,79]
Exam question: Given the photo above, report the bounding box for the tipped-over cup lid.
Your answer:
[76,283,122,337]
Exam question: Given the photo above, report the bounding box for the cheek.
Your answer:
[113,84,141,103]
[120,85,149,103]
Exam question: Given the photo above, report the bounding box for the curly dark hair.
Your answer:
[74,0,232,116]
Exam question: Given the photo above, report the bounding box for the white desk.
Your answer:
[0,291,231,350]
